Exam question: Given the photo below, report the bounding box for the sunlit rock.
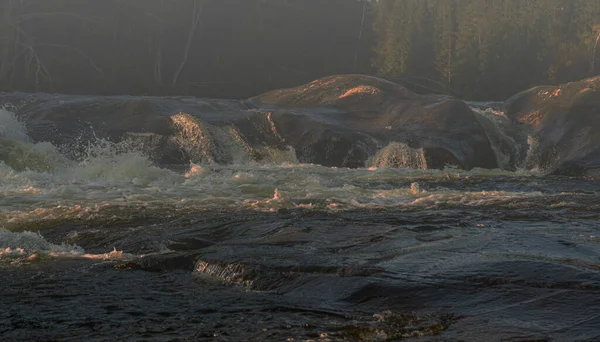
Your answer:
[504,76,600,176]
[1,75,501,170]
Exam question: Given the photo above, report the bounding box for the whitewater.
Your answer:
[1,98,600,341]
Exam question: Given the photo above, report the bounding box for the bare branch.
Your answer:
[154,47,162,85]
[13,12,108,27]
[33,43,102,73]
[145,12,177,26]
[172,0,204,86]
[353,0,367,71]
[17,41,53,90]
[0,0,16,84]
[8,22,33,41]
[6,22,102,75]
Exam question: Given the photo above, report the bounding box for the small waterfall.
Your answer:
[170,113,219,164]
[469,103,562,172]
[194,259,293,291]
[169,112,297,165]
[523,135,541,170]
[522,134,560,173]
[368,142,427,169]
[470,106,526,170]
[195,260,257,288]
[169,112,259,164]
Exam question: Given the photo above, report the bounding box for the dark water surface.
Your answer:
[2,174,600,341]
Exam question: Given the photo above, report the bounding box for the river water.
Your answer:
[1,107,600,341]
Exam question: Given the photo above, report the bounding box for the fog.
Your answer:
[0,0,372,98]
[1,0,599,100]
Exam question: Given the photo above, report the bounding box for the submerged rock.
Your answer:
[504,76,600,176]
[1,75,499,170]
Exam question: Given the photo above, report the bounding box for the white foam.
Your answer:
[0,229,136,265]
[0,108,30,142]
[0,108,546,227]
[368,142,427,169]
[67,139,175,184]
[2,159,544,225]
[0,229,84,259]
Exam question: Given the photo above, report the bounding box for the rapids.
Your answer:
[1,88,600,340]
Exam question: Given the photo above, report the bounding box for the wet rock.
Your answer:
[251,75,498,169]
[1,75,499,169]
[504,76,600,176]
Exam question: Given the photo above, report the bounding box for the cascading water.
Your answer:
[368,142,428,170]
[469,103,546,172]
[0,108,30,142]
[170,112,219,164]
[523,134,542,171]
[169,112,297,165]
[2,95,600,342]
[0,103,545,230]
[0,109,66,172]
[469,105,528,170]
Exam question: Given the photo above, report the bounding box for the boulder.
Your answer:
[504,76,600,176]
[1,75,499,170]
[251,75,498,169]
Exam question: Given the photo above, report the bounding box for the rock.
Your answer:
[504,76,600,176]
[1,75,499,170]
[251,75,498,169]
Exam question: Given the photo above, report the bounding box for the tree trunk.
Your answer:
[0,0,15,88]
[592,31,600,74]
[447,0,457,84]
[154,22,164,86]
[353,1,366,71]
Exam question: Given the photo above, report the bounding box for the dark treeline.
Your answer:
[1,0,600,100]
[373,0,600,99]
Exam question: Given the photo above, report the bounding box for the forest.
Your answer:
[373,0,600,99]
[0,0,599,100]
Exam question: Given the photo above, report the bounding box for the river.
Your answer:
[1,101,599,341]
